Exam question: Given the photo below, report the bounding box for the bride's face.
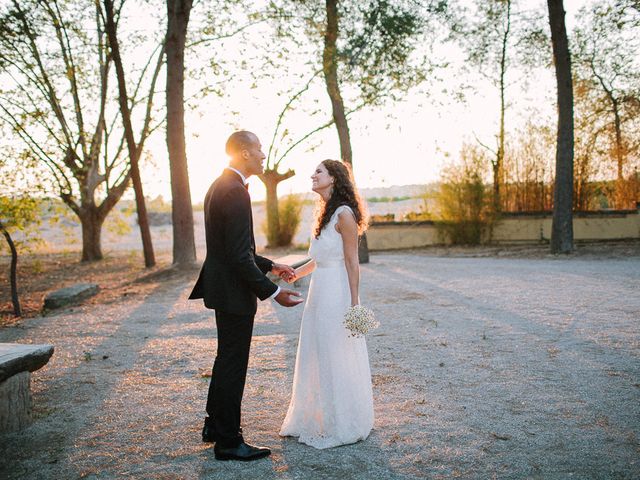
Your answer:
[311,163,334,195]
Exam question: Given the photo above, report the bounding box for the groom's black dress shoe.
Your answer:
[214,442,271,461]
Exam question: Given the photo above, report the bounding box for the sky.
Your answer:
[134,0,588,203]
[0,0,590,203]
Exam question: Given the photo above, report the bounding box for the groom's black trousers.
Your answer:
[206,310,254,447]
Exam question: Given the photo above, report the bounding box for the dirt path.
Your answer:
[1,253,639,479]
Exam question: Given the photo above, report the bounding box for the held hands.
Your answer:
[274,288,304,307]
[271,263,296,283]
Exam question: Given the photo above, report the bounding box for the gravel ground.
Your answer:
[1,251,639,479]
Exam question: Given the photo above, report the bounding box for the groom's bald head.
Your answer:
[225,130,259,156]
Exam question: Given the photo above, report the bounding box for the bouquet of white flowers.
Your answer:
[343,305,379,338]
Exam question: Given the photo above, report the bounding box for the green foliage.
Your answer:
[435,144,494,245]
[367,196,412,203]
[104,209,133,237]
[340,0,428,104]
[263,194,304,247]
[0,196,39,231]
[403,210,432,221]
[266,0,433,106]
[145,195,173,213]
[276,194,304,247]
[0,195,43,256]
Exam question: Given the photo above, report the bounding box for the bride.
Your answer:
[279,159,374,449]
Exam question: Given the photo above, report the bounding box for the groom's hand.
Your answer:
[271,263,296,283]
[274,289,304,307]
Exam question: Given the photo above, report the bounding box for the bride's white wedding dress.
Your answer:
[280,205,374,449]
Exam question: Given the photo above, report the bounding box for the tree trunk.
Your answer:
[547,0,574,254]
[79,208,105,262]
[492,162,501,212]
[611,99,628,208]
[103,0,155,268]
[495,0,511,213]
[323,0,368,263]
[0,222,21,316]
[166,0,196,267]
[265,179,279,247]
[612,99,625,182]
[323,0,353,166]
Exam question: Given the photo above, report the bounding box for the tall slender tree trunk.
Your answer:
[322,0,368,263]
[1,222,21,316]
[547,0,574,253]
[104,0,155,267]
[495,0,511,213]
[323,0,352,166]
[611,99,625,182]
[166,0,196,267]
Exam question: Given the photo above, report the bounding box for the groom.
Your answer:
[189,130,303,461]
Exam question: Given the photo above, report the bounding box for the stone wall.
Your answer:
[367,208,640,250]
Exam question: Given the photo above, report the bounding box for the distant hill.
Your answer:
[260,183,438,205]
[360,184,437,200]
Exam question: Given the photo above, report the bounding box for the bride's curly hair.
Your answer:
[313,159,368,238]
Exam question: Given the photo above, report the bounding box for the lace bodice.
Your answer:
[308,205,353,267]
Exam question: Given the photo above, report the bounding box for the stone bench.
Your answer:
[0,343,54,432]
[44,283,99,310]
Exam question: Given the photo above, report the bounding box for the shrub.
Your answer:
[435,144,495,244]
[403,211,431,221]
[271,194,304,247]
[370,213,395,223]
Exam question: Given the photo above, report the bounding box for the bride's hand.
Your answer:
[280,272,297,283]
[271,263,296,283]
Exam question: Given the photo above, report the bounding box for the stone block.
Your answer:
[0,343,55,383]
[0,371,32,432]
[44,283,99,310]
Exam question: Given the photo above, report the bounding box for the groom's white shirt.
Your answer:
[226,166,248,185]
[225,167,281,300]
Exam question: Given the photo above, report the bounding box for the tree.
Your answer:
[615,0,640,24]
[0,196,38,317]
[448,0,512,212]
[166,0,196,267]
[502,119,555,212]
[269,0,429,261]
[259,70,336,247]
[547,0,574,253]
[447,0,550,212]
[573,1,640,208]
[0,148,44,317]
[0,0,165,261]
[103,0,158,267]
[435,143,493,245]
[323,0,353,166]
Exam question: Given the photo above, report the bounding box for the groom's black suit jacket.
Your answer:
[189,169,278,316]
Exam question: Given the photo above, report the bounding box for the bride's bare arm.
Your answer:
[293,259,316,280]
[336,209,360,306]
